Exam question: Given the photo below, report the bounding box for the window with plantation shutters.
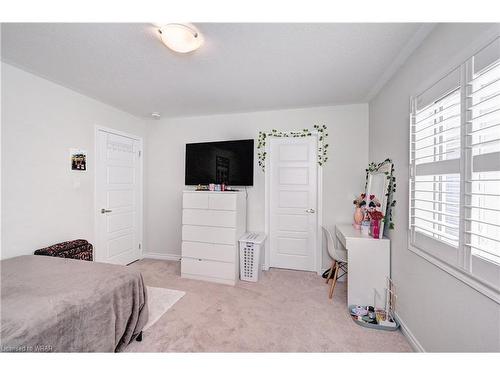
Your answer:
[466,40,500,286]
[409,37,500,300]
[410,68,462,266]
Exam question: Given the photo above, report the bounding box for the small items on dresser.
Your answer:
[34,239,93,261]
[207,183,227,191]
[196,184,209,191]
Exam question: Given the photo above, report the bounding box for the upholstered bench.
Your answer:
[34,239,93,261]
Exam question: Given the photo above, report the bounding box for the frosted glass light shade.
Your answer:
[158,24,203,53]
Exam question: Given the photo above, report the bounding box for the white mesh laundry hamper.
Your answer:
[239,232,266,282]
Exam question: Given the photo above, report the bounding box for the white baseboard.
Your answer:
[394,312,425,352]
[142,252,181,262]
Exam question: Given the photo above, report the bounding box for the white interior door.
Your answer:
[269,136,318,271]
[96,128,142,265]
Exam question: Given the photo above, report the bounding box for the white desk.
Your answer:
[335,224,390,307]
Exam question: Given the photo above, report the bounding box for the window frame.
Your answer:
[408,38,500,304]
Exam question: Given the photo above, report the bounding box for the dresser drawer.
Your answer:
[182,209,236,228]
[181,257,236,280]
[182,225,236,245]
[208,193,237,211]
[183,193,209,209]
[182,241,236,263]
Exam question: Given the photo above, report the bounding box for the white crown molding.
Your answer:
[365,23,437,102]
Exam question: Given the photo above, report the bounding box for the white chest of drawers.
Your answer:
[181,190,247,285]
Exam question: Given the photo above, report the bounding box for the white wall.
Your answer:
[369,24,500,352]
[145,104,369,267]
[1,63,146,259]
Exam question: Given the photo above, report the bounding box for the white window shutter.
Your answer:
[465,40,500,286]
[410,72,462,266]
[409,37,500,292]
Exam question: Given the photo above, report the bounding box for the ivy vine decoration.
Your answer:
[365,158,397,230]
[257,124,329,172]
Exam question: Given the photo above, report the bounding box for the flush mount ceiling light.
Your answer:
[158,23,203,53]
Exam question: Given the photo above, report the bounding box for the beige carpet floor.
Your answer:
[125,259,412,352]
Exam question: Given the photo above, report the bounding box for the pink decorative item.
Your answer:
[354,207,364,228]
[372,219,380,239]
[352,193,367,230]
[366,194,384,239]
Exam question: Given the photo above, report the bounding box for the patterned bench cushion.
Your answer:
[34,239,93,261]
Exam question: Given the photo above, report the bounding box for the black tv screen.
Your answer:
[185,139,254,186]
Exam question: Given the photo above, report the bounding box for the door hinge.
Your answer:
[138,150,142,157]
[138,243,142,250]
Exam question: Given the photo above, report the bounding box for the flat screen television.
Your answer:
[185,139,254,186]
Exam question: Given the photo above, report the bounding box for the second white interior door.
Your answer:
[269,136,318,272]
[96,129,142,265]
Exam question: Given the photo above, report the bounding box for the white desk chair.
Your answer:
[322,226,348,300]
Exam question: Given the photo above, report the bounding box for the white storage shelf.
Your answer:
[181,191,247,286]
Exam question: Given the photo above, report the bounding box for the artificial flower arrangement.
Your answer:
[368,209,384,221]
[353,193,367,208]
[367,194,381,212]
[353,193,385,238]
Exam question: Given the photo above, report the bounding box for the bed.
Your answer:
[0,255,148,352]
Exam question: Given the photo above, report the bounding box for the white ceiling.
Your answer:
[1,23,433,118]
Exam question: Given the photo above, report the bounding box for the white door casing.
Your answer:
[95,127,143,265]
[267,136,319,272]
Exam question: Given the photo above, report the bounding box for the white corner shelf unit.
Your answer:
[181,190,247,285]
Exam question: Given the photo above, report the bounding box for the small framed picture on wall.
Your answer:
[70,148,87,171]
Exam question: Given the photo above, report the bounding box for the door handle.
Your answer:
[101,208,112,214]
[306,208,315,213]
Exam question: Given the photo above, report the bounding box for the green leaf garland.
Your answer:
[257,124,329,172]
[365,158,397,230]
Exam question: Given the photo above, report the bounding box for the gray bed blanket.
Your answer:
[0,255,148,352]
